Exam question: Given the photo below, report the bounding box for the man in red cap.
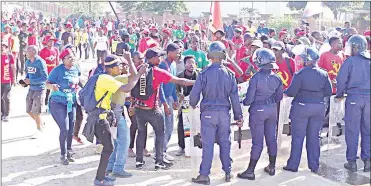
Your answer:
[40,36,59,109]
[161,29,172,49]
[138,29,150,53]
[149,25,158,34]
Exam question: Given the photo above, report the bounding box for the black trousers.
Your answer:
[73,104,84,137]
[45,89,50,106]
[125,105,148,149]
[135,108,164,164]
[1,83,11,117]
[94,118,114,181]
[177,111,185,149]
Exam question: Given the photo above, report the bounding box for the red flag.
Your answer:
[210,1,223,41]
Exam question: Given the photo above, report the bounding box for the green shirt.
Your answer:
[173,30,185,40]
[128,34,137,50]
[182,49,209,69]
[111,75,128,106]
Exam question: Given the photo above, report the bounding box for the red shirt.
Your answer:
[232,35,244,62]
[1,54,15,84]
[137,66,173,108]
[318,51,345,93]
[239,56,259,82]
[239,45,248,60]
[138,37,151,53]
[40,47,59,74]
[275,57,296,89]
[28,35,37,46]
[184,25,190,32]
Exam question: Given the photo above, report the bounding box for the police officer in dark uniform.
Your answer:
[336,35,370,172]
[190,41,243,185]
[283,46,332,173]
[237,48,284,180]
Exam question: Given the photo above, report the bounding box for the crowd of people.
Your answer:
[1,6,371,186]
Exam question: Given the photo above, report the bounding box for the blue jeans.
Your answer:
[163,97,174,152]
[107,105,130,173]
[49,101,76,156]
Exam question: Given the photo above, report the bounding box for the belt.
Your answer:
[253,98,276,105]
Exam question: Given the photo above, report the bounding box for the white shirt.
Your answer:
[107,21,113,31]
[95,36,108,51]
[95,20,101,27]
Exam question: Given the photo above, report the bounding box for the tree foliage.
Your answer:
[118,1,188,15]
[56,2,103,17]
[286,1,307,11]
[267,16,297,35]
[240,7,259,17]
[323,1,364,20]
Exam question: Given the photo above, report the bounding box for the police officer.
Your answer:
[237,48,284,180]
[190,41,243,185]
[282,46,332,173]
[336,35,370,172]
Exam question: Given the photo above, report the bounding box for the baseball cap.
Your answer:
[234,28,242,33]
[42,36,57,45]
[251,40,263,48]
[278,31,287,39]
[166,43,180,53]
[162,29,171,35]
[145,47,166,59]
[244,33,254,40]
[214,29,225,36]
[59,48,74,59]
[271,41,285,51]
[66,22,73,28]
[104,55,122,68]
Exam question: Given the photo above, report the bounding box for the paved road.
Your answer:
[1,57,370,186]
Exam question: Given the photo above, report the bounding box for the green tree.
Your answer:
[267,16,297,35]
[240,7,259,17]
[118,1,188,14]
[323,1,364,20]
[56,2,103,17]
[286,1,307,11]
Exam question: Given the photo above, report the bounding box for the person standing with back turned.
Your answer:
[190,41,243,185]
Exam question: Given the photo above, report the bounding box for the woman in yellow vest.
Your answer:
[74,28,82,59]
[81,28,89,59]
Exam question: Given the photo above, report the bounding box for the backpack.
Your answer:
[130,67,155,100]
[88,64,105,78]
[78,74,108,113]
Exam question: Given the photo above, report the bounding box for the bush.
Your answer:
[267,15,298,36]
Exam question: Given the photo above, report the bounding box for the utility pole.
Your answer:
[89,1,92,15]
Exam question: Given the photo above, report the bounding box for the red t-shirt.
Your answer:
[318,51,345,93]
[239,56,259,82]
[219,38,229,49]
[239,45,248,60]
[275,57,296,90]
[28,35,37,46]
[138,37,151,53]
[184,25,190,32]
[232,35,244,62]
[40,47,59,74]
[1,54,15,84]
[137,66,173,108]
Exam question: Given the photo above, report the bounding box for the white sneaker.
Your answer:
[31,130,42,139]
[164,153,175,161]
[95,144,103,154]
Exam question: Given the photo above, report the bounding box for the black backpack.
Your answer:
[130,67,155,100]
